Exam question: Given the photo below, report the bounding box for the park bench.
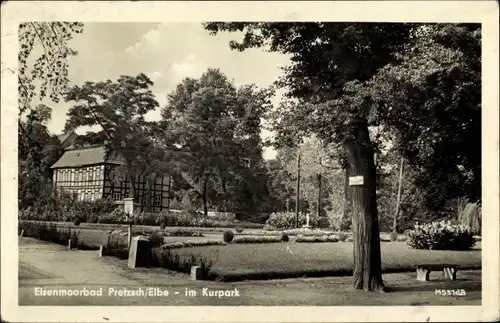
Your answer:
[416,264,459,281]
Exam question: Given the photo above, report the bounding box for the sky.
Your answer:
[45,23,292,160]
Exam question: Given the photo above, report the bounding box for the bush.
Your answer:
[316,216,330,229]
[338,232,348,242]
[232,235,282,244]
[235,227,243,233]
[102,236,129,259]
[280,232,289,242]
[265,212,320,230]
[150,247,213,278]
[283,228,333,236]
[161,239,226,249]
[18,220,99,250]
[148,231,164,248]
[223,230,234,243]
[74,218,82,226]
[390,231,398,242]
[164,228,204,237]
[295,235,339,243]
[406,220,476,250]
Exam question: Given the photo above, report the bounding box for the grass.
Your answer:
[173,241,481,281]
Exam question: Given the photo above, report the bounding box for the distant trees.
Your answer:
[18,104,63,208]
[160,69,273,216]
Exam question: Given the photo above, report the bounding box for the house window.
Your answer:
[154,195,162,207]
[113,192,121,201]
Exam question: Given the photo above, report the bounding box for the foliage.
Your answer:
[161,68,274,215]
[64,73,167,200]
[295,235,339,243]
[164,228,204,237]
[235,227,243,233]
[18,221,96,250]
[74,218,81,226]
[102,236,129,260]
[406,220,476,250]
[367,24,481,211]
[18,105,63,208]
[18,22,84,115]
[338,233,348,242]
[223,230,234,243]
[264,212,319,230]
[456,199,481,236]
[231,235,282,244]
[282,228,334,236]
[150,246,213,277]
[390,232,398,242]
[159,240,225,249]
[280,232,289,242]
[148,231,165,248]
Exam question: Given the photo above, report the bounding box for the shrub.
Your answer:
[390,231,398,242]
[338,232,348,242]
[280,232,289,242]
[223,230,234,243]
[148,231,164,248]
[74,218,82,226]
[102,236,129,259]
[164,228,204,237]
[18,221,93,249]
[265,212,320,230]
[283,228,333,236]
[406,220,476,250]
[235,227,243,233]
[316,216,330,229]
[161,239,226,249]
[295,235,339,243]
[150,247,213,278]
[232,235,282,244]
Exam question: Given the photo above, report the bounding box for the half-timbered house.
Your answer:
[50,145,171,213]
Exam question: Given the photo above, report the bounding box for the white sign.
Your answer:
[349,176,364,186]
[123,198,134,217]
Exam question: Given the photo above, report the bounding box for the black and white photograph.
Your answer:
[1,1,499,322]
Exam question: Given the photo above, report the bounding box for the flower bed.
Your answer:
[295,235,340,243]
[231,235,282,244]
[406,220,476,250]
[160,239,226,249]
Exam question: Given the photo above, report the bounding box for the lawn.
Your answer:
[174,241,482,281]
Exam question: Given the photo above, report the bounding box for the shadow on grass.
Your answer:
[210,265,482,282]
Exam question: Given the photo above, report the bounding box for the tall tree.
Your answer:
[64,73,163,200]
[18,104,62,208]
[367,24,481,210]
[161,69,273,216]
[205,22,413,292]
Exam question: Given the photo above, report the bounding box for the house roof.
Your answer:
[50,146,124,169]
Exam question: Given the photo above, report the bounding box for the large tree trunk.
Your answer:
[344,118,385,292]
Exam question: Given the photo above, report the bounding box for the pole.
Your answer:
[317,173,322,217]
[295,153,301,228]
[393,156,404,233]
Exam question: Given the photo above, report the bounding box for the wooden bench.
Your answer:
[416,264,459,281]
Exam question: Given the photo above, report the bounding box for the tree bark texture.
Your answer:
[344,118,385,292]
